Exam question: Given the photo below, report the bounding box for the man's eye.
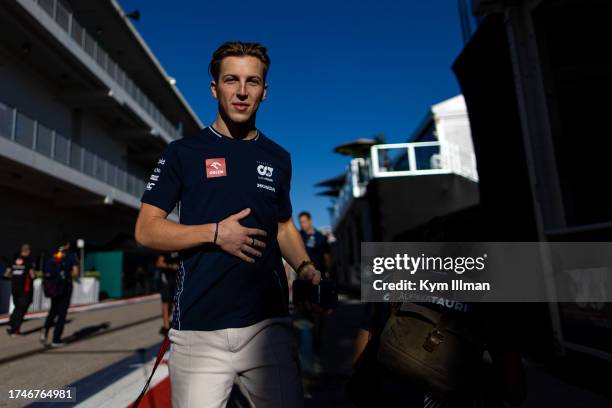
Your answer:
[248,79,261,85]
[225,78,237,83]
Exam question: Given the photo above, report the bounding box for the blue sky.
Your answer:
[120,0,466,228]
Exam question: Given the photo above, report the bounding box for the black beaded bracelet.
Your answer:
[296,260,315,275]
[213,222,219,244]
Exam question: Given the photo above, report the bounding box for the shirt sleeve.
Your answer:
[141,143,182,214]
[277,153,293,219]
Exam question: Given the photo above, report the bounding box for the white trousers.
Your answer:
[168,317,303,408]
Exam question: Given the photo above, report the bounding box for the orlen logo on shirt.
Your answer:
[206,158,227,178]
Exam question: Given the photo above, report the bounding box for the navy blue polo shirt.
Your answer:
[141,126,293,331]
[300,229,330,272]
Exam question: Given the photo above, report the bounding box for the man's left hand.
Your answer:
[298,264,321,285]
[296,264,333,315]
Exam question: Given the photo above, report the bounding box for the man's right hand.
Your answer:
[216,208,267,263]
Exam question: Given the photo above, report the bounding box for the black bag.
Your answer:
[42,256,67,298]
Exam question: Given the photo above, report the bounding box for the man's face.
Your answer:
[299,216,312,232]
[211,56,267,124]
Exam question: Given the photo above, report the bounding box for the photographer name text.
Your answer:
[372,279,491,292]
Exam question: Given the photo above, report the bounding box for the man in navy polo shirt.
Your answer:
[135,41,321,407]
[298,211,332,277]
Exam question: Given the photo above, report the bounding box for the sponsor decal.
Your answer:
[206,158,227,178]
[256,161,275,191]
[307,235,316,248]
[257,183,276,192]
[257,164,274,177]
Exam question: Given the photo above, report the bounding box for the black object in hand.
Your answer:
[292,279,338,310]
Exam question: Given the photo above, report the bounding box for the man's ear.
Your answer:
[211,80,218,100]
[262,83,268,102]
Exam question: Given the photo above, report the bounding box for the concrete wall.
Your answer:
[80,112,127,169]
[433,95,479,181]
[0,49,129,171]
[0,50,71,137]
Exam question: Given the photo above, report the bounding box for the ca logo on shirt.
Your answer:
[206,158,227,178]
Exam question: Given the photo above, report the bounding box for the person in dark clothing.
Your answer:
[6,244,35,336]
[298,211,332,353]
[298,211,331,277]
[157,252,179,335]
[40,241,79,347]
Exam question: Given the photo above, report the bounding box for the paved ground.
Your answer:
[301,296,612,408]
[0,297,164,408]
[1,294,612,407]
[302,296,362,407]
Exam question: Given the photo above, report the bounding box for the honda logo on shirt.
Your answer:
[206,158,227,178]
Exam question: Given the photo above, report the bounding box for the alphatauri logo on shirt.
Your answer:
[257,164,274,177]
[256,161,275,192]
[206,158,227,178]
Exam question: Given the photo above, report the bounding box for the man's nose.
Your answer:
[237,82,248,99]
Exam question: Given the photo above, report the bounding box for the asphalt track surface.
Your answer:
[0,297,164,408]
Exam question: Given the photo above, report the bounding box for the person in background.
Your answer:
[6,244,35,336]
[298,211,332,353]
[40,241,79,347]
[156,252,179,335]
[298,211,331,278]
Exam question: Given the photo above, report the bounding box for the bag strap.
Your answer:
[370,302,399,338]
[132,335,170,408]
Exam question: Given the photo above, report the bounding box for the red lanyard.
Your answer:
[131,336,170,408]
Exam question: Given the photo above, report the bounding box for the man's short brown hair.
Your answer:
[209,41,271,82]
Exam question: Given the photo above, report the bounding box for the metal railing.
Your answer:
[34,0,179,140]
[372,142,478,181]
[330,141,478,228]
[371,142,449,178]
[0,100,146,198]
